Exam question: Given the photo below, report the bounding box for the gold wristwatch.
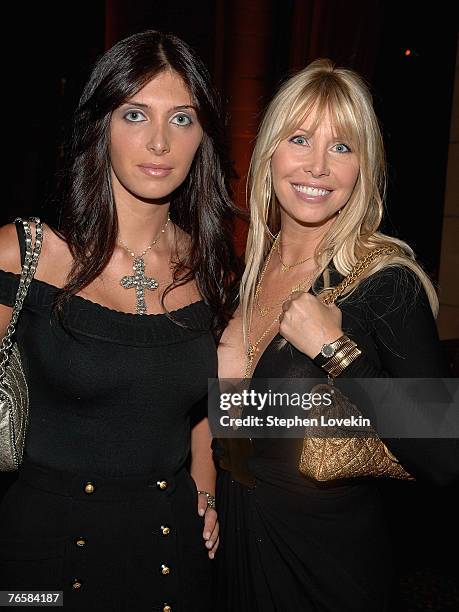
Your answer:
[314,334,362,376]
[313,334,350,366]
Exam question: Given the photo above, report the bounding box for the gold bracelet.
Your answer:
[323,341,356,368]
[327,346,362,377]
[322,340,357,371]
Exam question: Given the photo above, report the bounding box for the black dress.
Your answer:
[0,221,217,611]
[214,265,458,612]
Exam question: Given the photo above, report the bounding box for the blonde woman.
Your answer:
[214,59,457,611]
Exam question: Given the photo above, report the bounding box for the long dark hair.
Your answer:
[52,29,241,337]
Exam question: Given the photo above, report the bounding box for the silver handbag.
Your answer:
[0,218,43,471]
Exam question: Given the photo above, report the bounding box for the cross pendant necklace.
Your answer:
[120,257,159,315]
[118,212,171,315]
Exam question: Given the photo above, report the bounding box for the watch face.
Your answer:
[321,344,335,358]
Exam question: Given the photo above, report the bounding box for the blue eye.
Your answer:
[171,114,192,126]
[290,135,308,145]
[333,143,352,153]
[123,110,146,122]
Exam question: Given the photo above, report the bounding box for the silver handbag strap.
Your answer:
[0,217,43,378]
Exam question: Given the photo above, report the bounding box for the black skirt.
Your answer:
[214,458,395,612]
[0,460,213,611]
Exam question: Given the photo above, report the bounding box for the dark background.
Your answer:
[3,0,457,278]
[1,1,458,609]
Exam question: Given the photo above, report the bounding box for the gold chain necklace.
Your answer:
[244,313,280,379]
[245,234,316,378]
[276,231,315,272]
[255,274,315,317]
[255,234,315,317]
[118,212,171,258]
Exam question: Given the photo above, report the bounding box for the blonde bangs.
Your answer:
[265,74,363,158]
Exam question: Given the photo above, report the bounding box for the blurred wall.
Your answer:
[438,38,459,347]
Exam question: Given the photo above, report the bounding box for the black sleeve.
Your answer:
[0,271,20,308]
[339,266,459,486]
[342,265,450,377]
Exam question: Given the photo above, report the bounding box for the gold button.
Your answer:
[72,579,82,589]
[157,480,168,490]
[163,605,172,612]
[75,537,86,547]
[161,525,171,536]
[84,482,95,494]
[161,564,171,575]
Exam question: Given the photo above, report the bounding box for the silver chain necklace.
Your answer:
[118,212,171,315]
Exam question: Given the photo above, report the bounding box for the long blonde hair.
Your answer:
[241,59,438,342]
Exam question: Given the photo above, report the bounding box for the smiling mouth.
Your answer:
[292,184,332,197]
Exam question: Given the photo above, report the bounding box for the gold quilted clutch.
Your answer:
[299,248,413,482]
[298,383,413,481]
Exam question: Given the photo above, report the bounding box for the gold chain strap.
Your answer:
[321,247,396,305]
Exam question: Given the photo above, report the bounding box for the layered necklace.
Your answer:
[118,212,171,315]
[275,236,314,272]
[245,233,316,378]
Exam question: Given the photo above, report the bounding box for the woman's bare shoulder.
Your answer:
[0,221,71,282]
[0,223,22,274]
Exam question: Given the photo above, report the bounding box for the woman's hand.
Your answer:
[278,291,343,358]
[198,494,220,559]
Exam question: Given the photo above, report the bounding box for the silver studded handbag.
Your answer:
[0,217,43,471]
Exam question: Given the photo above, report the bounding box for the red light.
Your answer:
[405,49,412,56]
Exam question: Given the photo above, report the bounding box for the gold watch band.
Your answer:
[320,334,350,357]
[322,339,357,371]
[327,346,362,377]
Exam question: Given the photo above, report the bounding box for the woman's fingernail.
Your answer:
[205,531,211,539]
[209,551,214,559]
[198,508,205,516]
[206,540,213,548]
